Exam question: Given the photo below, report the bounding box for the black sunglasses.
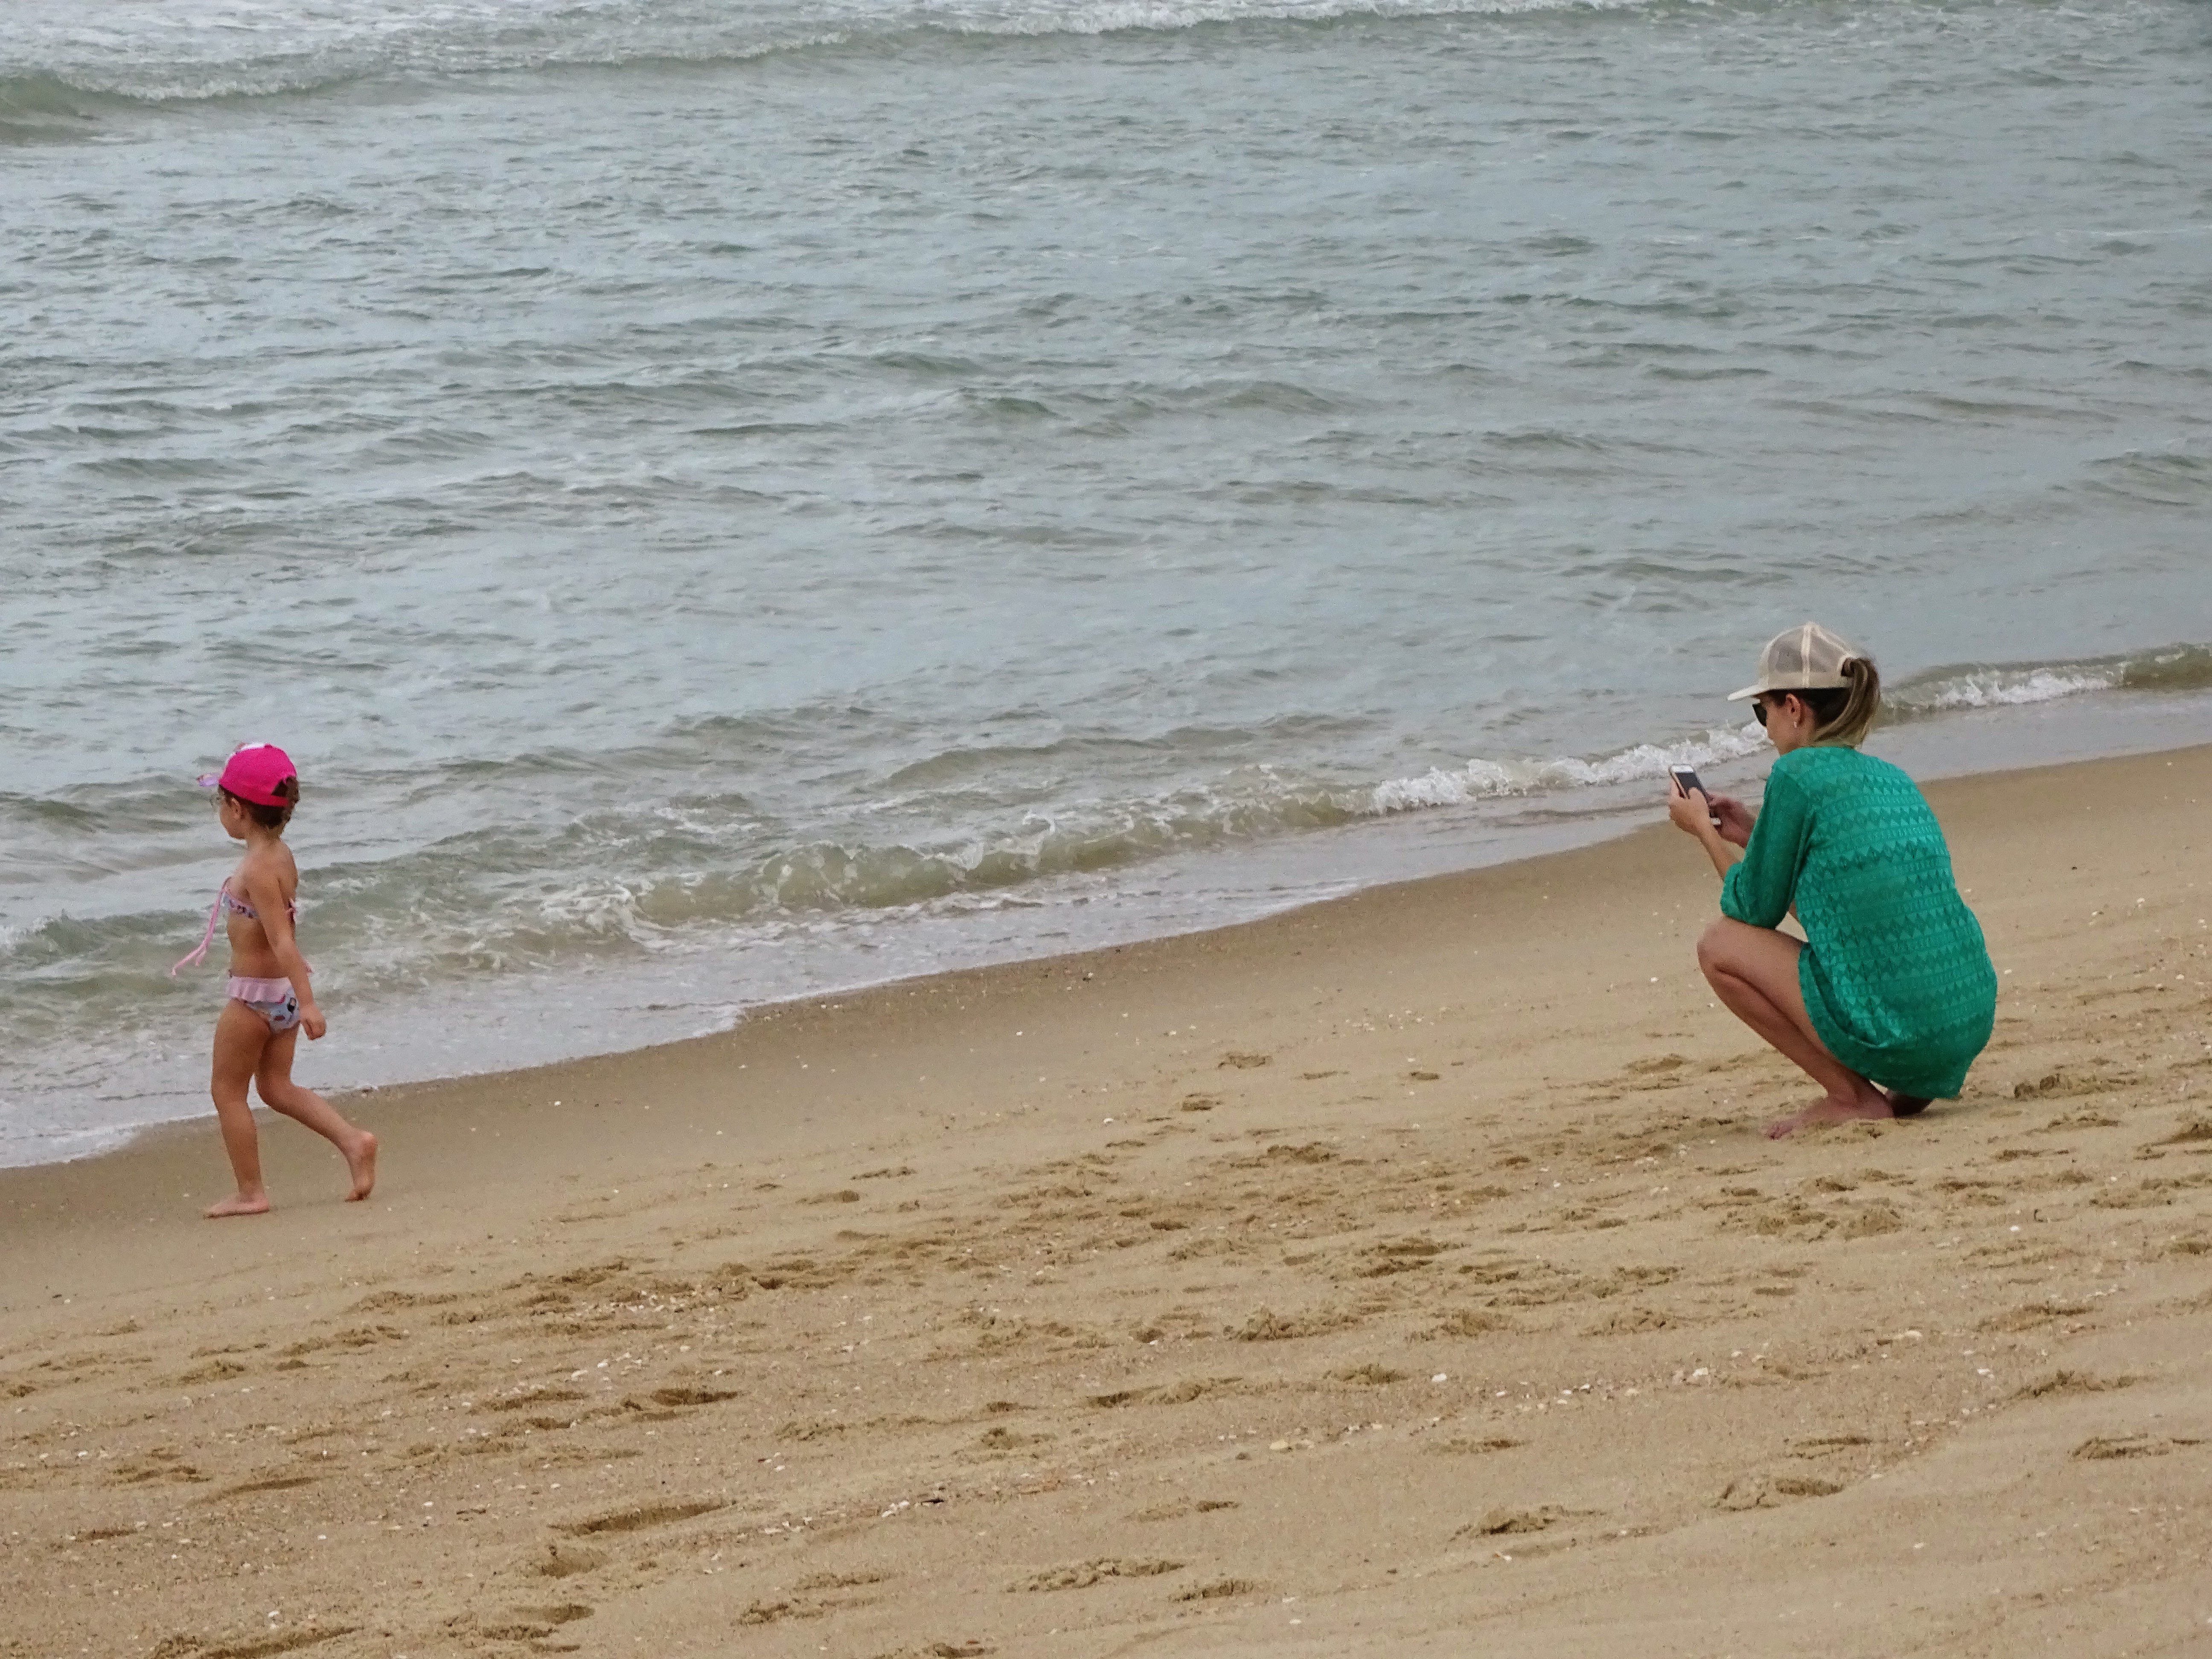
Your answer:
[1752,696,1786,727]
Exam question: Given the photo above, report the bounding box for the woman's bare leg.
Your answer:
[207,1001,274,1217]
[1697,919,1892,1138]
[256,1028,377,1201]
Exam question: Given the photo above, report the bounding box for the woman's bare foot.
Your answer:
[1764,1091,1895,1139]
[344,1131,378,1202]
[205,1190,271,1219]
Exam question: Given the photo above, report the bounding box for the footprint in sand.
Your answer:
[1353,1236,1451,1277]
[110,1449,206,1487]
[642,1384,742,1408]
[1010,1558,1184,1592]
[2149,1116,2212,1147]
[796,1570,895,1592]
[1979,1300,2093,1333]
[1132,1497,1241,1520]
[174,1356,251,1385]
[2071,1435,2195,1460]
[1087,1376,1241,1409]
[1231,1306,1356,1342]
[2012,1065,2129,1100]
[481,1385,589,1415]
[282,1323,406,1358]
[351,1287,461,1312]
[1244,1141,1338,1167]
[1457,1505,1563,1538]
[221,1473,318,1496]
[2012,1370,2138,1400]
[741,1571,896,1623]
[1433,1310,1517,1337]
[534,1542,605,1579]
[1716,1473,1843,1510]
[1174,1578,1263,1601]
[463,1605,592,1644]
[154,1623,359,1657]
[1329,1363,1407,1385]
[978,1425,1052,1450]
[1586,1306,1674,1336]
[555,1498,724,1537]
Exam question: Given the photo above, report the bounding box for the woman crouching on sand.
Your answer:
[1667,624,1997,1138]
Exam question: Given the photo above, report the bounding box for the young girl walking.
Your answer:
[174,744,376,1216]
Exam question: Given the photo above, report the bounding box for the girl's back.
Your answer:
[221,839,299,981]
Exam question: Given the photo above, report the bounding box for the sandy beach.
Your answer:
[4,743,2209,1659]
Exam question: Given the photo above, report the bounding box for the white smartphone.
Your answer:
[1670,765,1718,825]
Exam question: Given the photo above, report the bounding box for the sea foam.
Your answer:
[4,0,1665,103]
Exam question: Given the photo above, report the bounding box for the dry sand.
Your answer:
[4,744,2210,1659]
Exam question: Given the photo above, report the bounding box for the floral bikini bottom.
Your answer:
[227,975,301,1034]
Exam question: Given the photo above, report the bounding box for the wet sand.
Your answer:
[4,745,2209,1659]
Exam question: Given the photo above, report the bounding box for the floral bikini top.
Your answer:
[171,879,299,978]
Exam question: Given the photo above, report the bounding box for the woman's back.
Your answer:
[1723,746,1996,1099]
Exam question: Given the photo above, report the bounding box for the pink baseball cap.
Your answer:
[198,743,298,806]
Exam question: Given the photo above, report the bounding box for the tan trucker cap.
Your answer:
[1727,622,1860,702]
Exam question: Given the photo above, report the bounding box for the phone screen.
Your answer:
[1671,766,1718,825]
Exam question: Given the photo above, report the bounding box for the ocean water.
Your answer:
[4,0,2210,1166]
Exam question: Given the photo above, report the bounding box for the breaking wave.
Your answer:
[5,0,1675,108]
[14,637,2208,1003]
[1888,642,2212,716]
[0,717,1765,990]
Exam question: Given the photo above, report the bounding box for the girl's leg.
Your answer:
[256,1028,377,1202]
[208,1001,274,1217]
[1696,919,1892,1139]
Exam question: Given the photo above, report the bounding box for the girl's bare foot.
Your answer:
[344,1131,378,1202]
[205,1191,271,1218]
[1764,1090,1895,1139]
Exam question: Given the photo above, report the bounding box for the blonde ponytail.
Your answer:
[1811,656,1881,748]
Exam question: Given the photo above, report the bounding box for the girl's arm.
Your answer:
[243,864,325,1039]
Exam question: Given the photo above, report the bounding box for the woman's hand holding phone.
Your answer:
[1666,770,1754,847]
[1667,779,1719,839]
[1705,791,1754,847]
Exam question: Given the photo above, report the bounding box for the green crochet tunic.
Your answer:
[1720,745,1997,1099]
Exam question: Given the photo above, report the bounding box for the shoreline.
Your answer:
[12,684,2212,1175]
[5,741,2209,1656]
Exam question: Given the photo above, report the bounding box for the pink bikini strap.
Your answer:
[171,893,223,978]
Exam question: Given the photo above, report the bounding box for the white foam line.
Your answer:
[9,0,1674,102]
[1896,667,2123,713]
[927,0,1664,36]
[1369,724,1765,813]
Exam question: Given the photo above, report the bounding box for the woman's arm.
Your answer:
[1705,792,1755,847]
[1667,787,1744,880]
[1717,768,1812,929]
